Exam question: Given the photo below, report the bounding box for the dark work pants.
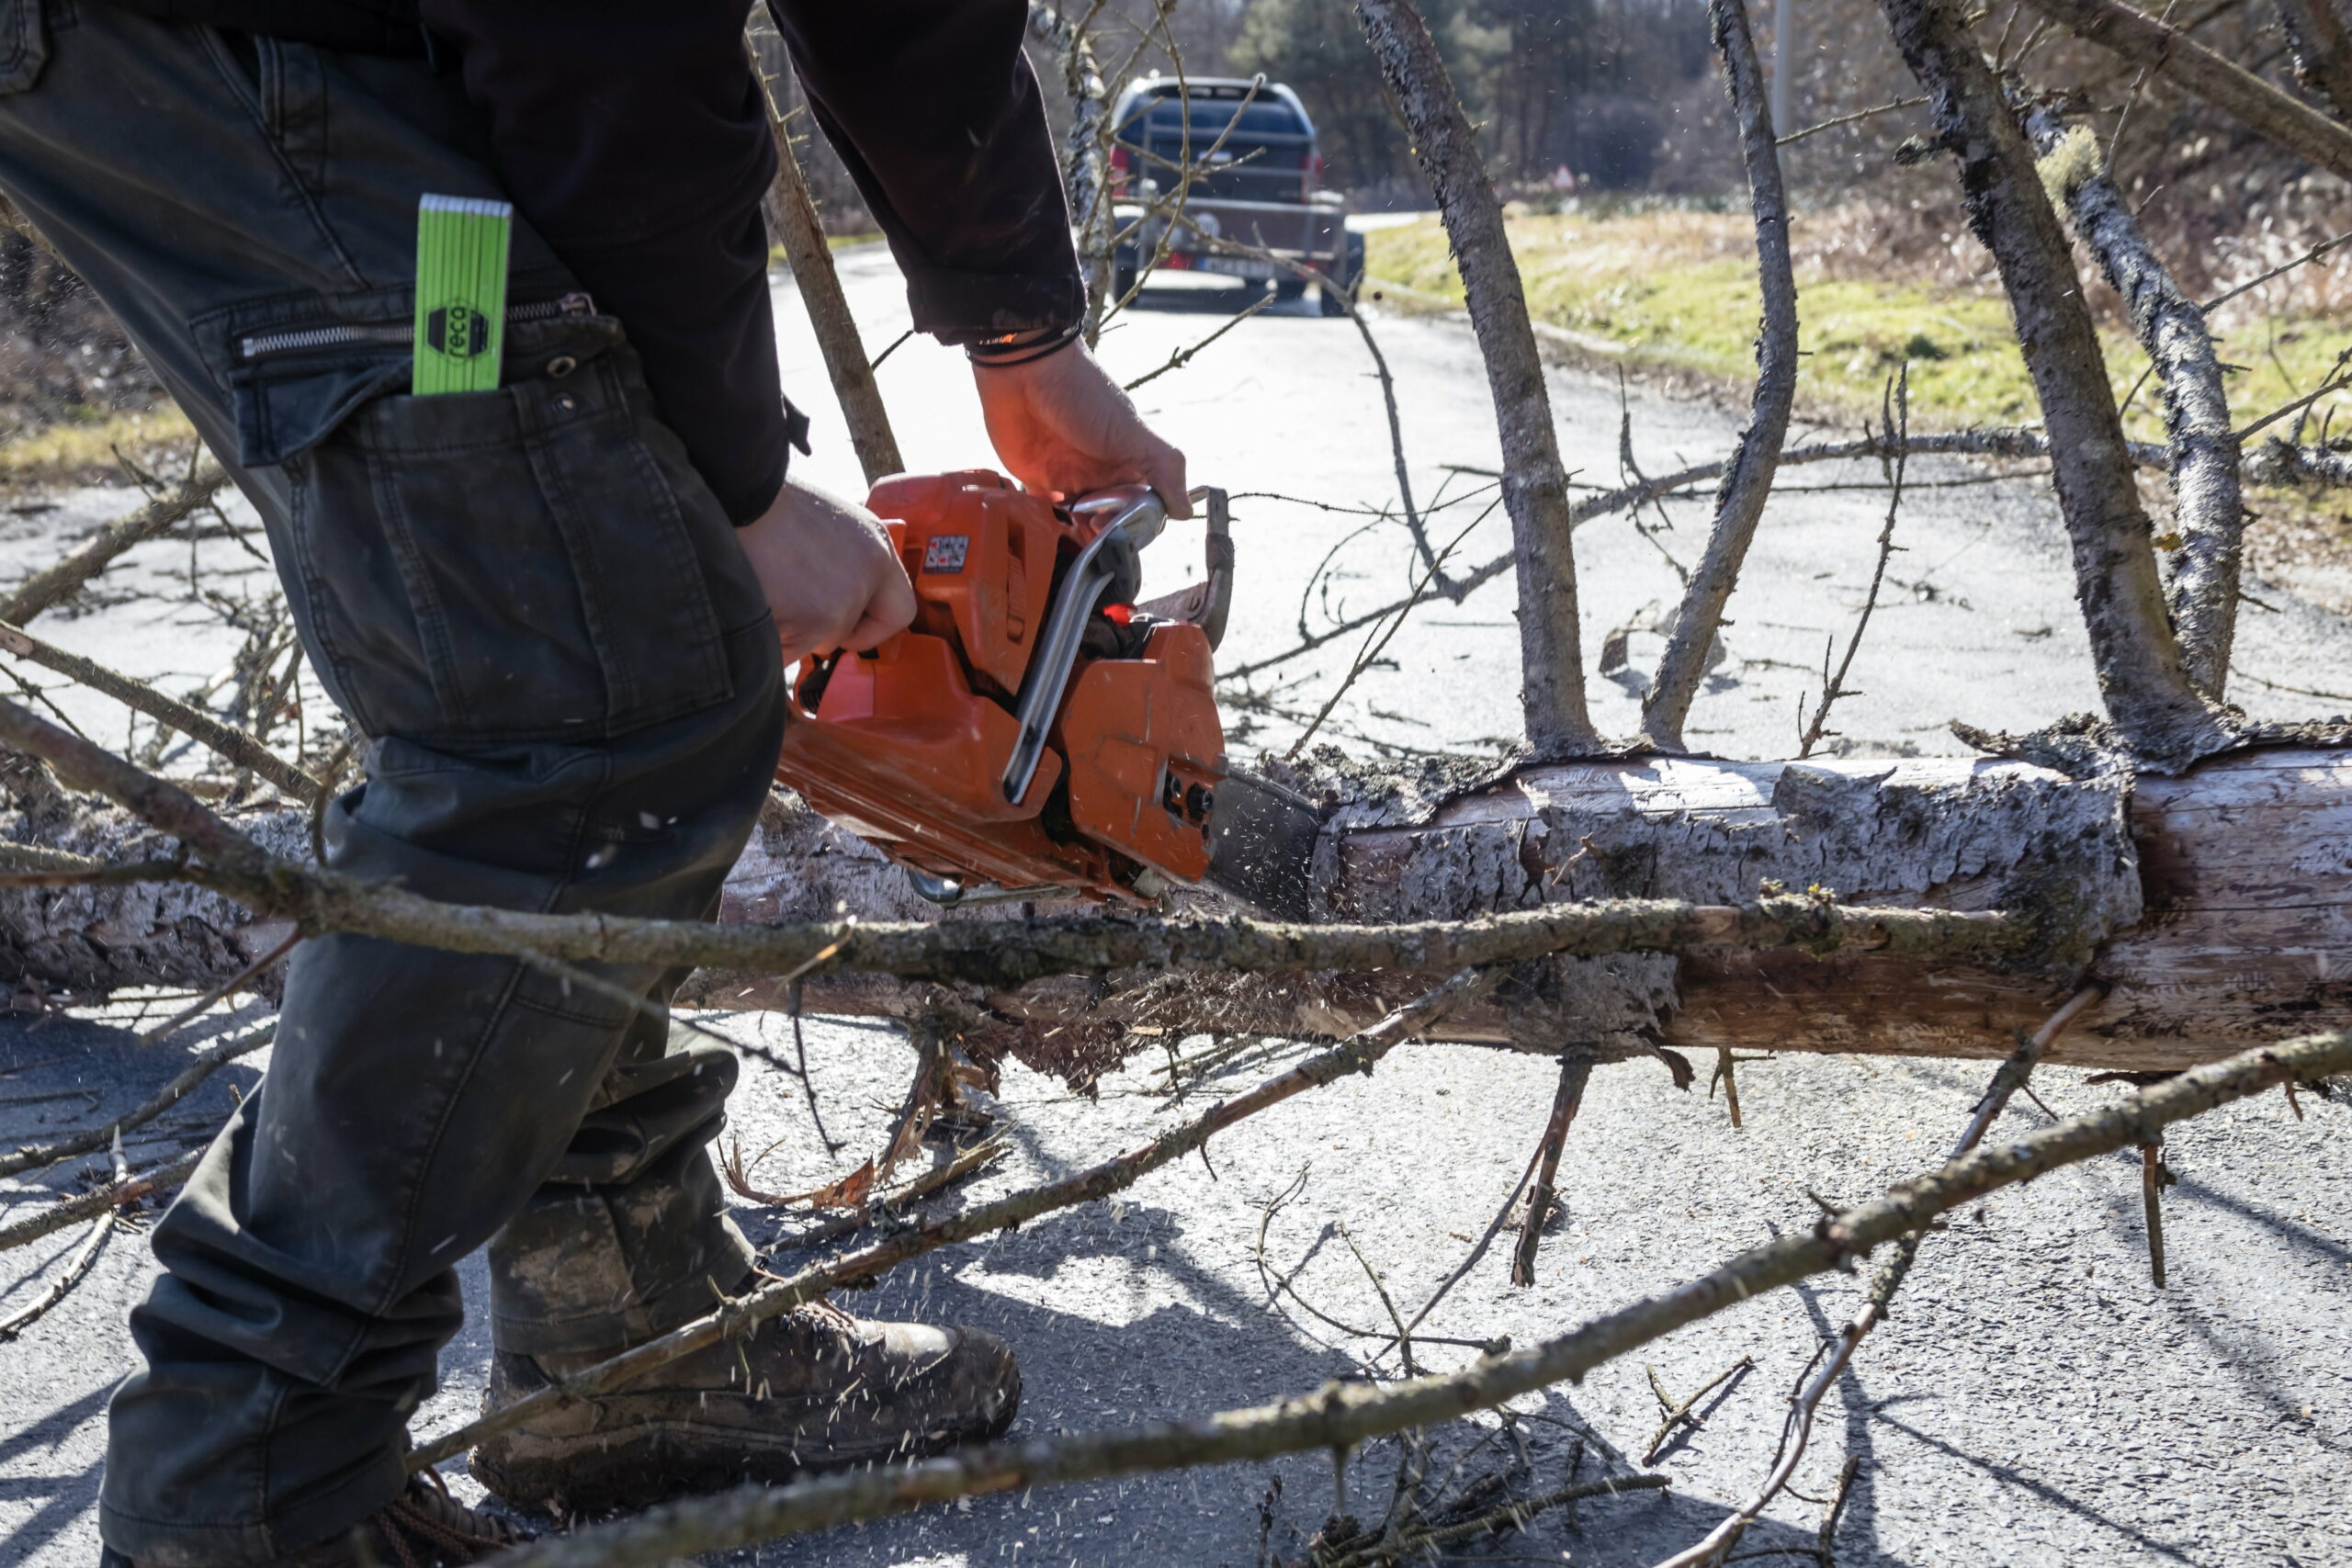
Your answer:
[0,5,788,1562]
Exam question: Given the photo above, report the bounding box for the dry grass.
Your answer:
[0,405,198,489]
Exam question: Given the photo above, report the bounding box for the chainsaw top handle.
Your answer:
[1001,485,1163,805]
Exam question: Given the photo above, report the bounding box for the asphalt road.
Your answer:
[0,247,2346,1568]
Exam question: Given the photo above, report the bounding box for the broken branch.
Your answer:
[1641,0,1800,750]
[481,1028,2352,1567]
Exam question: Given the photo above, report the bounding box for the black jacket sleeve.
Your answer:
[415,0,1082,524]
[768,0,1085,344]
[418,0,789,524]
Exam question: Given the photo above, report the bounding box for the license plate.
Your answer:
[1198,254,1279,280]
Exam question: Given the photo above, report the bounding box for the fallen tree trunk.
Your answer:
[5,747,2346,1077]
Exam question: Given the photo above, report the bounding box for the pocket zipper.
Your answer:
[235,290,596,363]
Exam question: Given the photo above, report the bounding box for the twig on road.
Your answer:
[412,967,1504,1472]
[477,1026,2352,1568]
[1510,1057,1591,1287]
[0,459,226,626]
[1799,367,1910,759]
[0,1021,272,1180]
[1643,1355,1756,1464]
[0,1207,114,1340]
[0,1144,202,1255]
[1643,984,2104,1568]
[2141,1138,2171,1286]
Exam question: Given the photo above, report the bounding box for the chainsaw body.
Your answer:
[775,470,1230,907]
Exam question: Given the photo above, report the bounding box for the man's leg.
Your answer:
[0,11,788,1562]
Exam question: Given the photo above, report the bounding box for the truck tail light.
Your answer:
[1110,144,1131,192]
[1301,151,1322,198]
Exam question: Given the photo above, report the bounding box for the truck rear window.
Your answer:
[1130,99,1308,140]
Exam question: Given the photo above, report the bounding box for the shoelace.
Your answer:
[791,1296,865,1341]
[374,1472,532,1568]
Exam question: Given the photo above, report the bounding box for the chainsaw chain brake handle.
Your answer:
[1137,487,1233,652]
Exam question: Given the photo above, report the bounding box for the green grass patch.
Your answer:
[1363,211,2352,446]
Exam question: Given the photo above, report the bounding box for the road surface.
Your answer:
[0,247,2346,1568]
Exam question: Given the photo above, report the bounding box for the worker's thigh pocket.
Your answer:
[286,355,735,744]
[0,0,51,95]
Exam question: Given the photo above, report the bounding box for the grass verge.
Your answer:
[1364,208,2352,608]
[0,405,198,491]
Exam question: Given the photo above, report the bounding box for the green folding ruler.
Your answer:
[412,194,513,395]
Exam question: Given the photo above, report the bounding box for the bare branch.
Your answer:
[0,460,225,626]
[0,1210,114,1339]
[0,1021,272,1180]
[1122,289,1273,391]
[1800,368,1911,757]
[1510,1056,1590,1286]
[0,621,321,801]
[1351,0,1600,755]
[0,684,2031,987]
[0,1144,201,1255]
[748,6,904,483]
[2017,0,2352,181]
[413,967,1505,1472]
[1642,0,1800,750]
[1645,984,2102,1568]
[2025,108,2244,698]
[481,1027,2352,1568]
[1880,0,2234,769]
[2277,0,2352,121]
[1026,3,1117,327]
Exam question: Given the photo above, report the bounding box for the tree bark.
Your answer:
[1025,3,1116,334]
[1880,0,2233,769]
[747,6,904,485]
[2018,0,2352,182]
[1642,0,1800,750]
[2023,108,2244,700]
[14,748,2330,1079]
[1351,0,1600,757]
[2278,0,2352,123]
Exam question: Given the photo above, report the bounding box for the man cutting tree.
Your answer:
[0,1,1188,1562]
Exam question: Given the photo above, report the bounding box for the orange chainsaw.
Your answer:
[775,470,1318,914]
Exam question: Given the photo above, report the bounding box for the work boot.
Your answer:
[468,1298,1020,1514]
[98,1473,531,1568]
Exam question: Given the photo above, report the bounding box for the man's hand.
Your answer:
[972,338,1192,517]
[736,476,916,668]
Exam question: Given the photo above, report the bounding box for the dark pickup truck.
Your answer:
[1109,76,1363,316]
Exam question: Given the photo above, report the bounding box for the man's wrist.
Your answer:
[966,320,1083,369]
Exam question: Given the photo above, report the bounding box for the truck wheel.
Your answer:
[1273,278,1307,302]
[1112,263,1138,302]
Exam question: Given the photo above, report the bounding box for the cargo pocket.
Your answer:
[0,0,49,95]
[286,349,734,745]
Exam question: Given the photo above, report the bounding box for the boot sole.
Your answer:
[470,1393,1018,1516]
